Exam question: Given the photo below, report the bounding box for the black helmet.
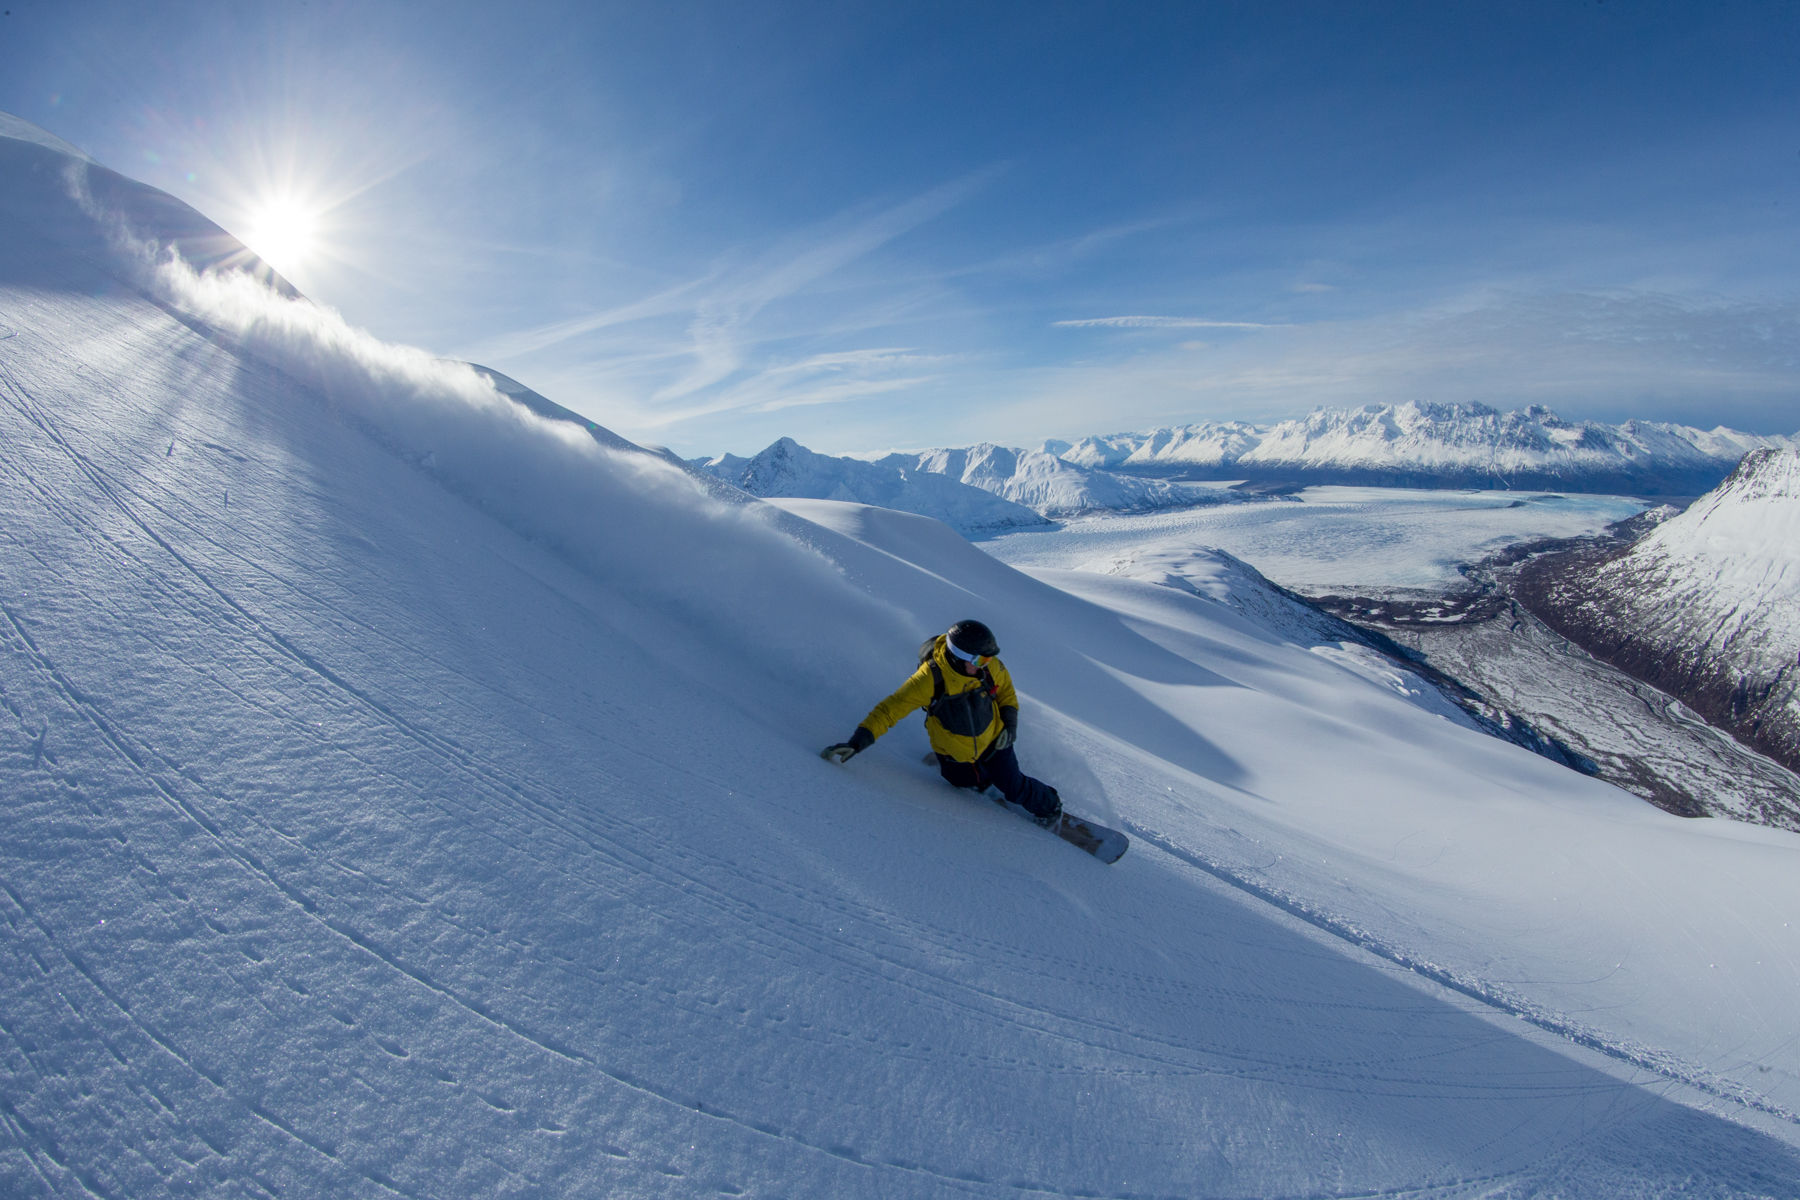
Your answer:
[946,619,999,659]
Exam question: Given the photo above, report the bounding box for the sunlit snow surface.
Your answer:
[981,486,1648,590]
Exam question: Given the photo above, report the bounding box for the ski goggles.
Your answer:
[945,641,993,668]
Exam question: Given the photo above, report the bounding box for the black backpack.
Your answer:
[917,636,999,738]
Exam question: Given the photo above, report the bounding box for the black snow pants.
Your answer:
[935,745,1059,820]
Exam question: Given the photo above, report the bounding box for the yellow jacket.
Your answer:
[858,635,1018,763]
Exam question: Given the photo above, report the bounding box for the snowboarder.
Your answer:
[820,619,1064,828]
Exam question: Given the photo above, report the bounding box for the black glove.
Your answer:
[821,726,875,764]
[991,706,1018,752]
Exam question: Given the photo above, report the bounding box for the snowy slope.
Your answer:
[6,112,1800,1197]
[1058,403,1795,494]
[1518,447,1800,773]
[691,436,1049,532]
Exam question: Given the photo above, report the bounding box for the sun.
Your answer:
[242,196,320,276]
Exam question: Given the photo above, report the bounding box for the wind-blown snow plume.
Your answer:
[138,254,913,684]
[14,113,920,705]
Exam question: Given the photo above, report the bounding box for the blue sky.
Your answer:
[2,1,1796,455]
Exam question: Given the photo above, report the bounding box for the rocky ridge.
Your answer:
[1513,447,1800,776]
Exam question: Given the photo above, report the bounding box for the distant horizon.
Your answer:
[3,2,1797,456]
[676,398,1800,464]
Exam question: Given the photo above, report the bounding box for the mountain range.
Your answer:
[1057,403,1796,494]
[697,405,1796,529]
[693,438,1236,529]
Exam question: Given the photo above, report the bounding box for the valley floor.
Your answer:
[1312,584,1800,831]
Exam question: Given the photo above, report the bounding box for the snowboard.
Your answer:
[984,787,1128,864]
[919,754,1129,863]
[1044,810,1130,864]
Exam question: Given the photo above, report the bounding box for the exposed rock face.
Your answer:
[1514,448,1800,773]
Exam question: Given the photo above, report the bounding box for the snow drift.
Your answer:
[6,112,1800,1197]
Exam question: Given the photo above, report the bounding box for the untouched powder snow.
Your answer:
[6,112,1800,1197]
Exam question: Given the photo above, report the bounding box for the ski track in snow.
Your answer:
[1121,819,1799,1126]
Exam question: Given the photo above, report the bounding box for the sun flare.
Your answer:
[242,197,319,275]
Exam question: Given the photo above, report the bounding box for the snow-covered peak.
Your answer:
[1632,447,1800,594]
[883,441,1235,516]
[1060,421,1265,470]
[1520,446,1800,784]
[1240,401,1788,471]
[694,436,1050,532]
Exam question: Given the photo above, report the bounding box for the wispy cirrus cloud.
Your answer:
[458,278,714,364]
[1053,315,1291,329]
[650,347,950,422]
[455,169,999,438]
[529,346,952,435]
[653,170,999,403]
